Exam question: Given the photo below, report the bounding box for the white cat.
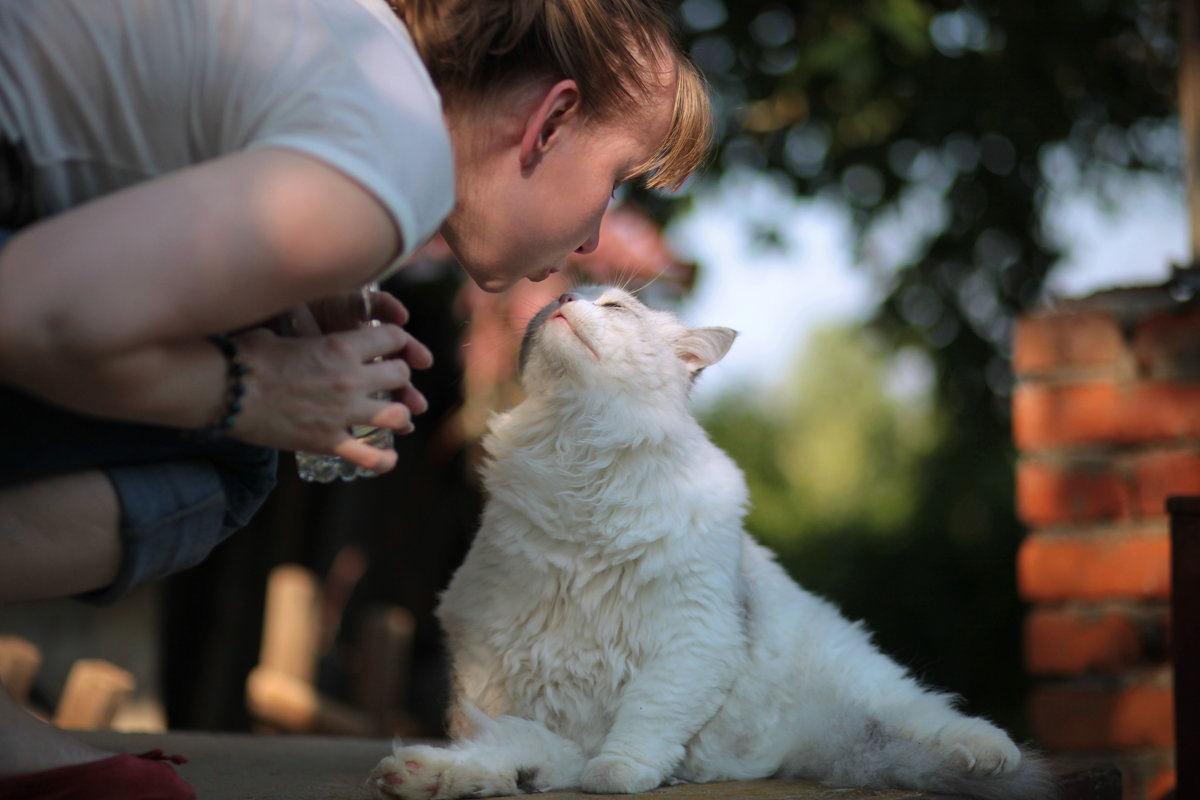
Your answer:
[369,286,1053,800]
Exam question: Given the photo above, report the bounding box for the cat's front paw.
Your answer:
[580,754,662,794]
[936,718,1022,776]
[370,745,520,800]
[370,746,453,800]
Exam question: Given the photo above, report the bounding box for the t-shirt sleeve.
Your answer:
[206,0,454,281]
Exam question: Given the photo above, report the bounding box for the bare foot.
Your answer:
[0,685,113,777]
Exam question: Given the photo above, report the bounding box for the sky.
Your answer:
[667,164,1188,405]
[668,172,874,403]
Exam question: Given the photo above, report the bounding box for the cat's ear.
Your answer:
[674,327,737,374]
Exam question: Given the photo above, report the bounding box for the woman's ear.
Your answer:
[519,79,581,172]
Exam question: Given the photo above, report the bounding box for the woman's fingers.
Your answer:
[369,290,410,326]
[363,359,427,420]
[400,333,434,370]
[357,392,414,433]
[395,383,428,417]
[369,293,434,367]
[332,435,398,474]
[337,322,433,369]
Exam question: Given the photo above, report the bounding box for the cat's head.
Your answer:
[518,285,736,400]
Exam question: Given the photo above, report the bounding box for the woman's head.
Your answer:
[390,0,712,291]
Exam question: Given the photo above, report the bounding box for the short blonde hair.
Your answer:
[389,0,712,190]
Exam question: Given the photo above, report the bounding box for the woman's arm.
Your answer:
[0,147,429,469]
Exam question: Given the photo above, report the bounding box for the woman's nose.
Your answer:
[574,231,600,255]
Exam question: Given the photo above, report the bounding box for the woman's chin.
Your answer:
[460,261,516,293]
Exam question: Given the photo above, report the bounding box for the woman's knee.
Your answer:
[0,471,122,602]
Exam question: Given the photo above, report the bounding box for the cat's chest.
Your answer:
[482,564,660,680]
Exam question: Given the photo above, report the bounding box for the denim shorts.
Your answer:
[0,230,277,605]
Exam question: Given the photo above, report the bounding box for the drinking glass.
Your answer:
[282,283,393,483]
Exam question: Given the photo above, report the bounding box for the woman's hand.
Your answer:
[231,295,433,473]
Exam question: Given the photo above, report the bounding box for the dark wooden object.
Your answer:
[1168,496,1200,800]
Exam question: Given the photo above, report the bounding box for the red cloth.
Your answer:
[0,749,195,800]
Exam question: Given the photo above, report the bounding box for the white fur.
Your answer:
[369,287,1054,800]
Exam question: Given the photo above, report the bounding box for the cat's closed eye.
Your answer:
[597,301,627,311]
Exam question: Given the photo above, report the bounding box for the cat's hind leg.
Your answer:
[369,708,586,800]
[923,713,1022,775]
[883,693,1024,777]
[828,696,1055,800]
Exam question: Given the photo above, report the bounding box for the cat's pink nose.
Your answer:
[558,293,577,305]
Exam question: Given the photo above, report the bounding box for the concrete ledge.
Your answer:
[78,730,1119,800]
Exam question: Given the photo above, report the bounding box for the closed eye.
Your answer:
[597,301,626,310]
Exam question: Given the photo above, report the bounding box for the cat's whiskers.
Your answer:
[607,266,640,296]
[629,266,672,298]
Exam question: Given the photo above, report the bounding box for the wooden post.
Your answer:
[53,659,136,730]
[0,635,42,705]
[1183,0,1200,267]
[245,665,372,735]
[258,564,320,683]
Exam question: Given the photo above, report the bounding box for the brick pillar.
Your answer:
[1012,285,1200,800]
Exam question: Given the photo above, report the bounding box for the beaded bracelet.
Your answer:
[194,333,249,439]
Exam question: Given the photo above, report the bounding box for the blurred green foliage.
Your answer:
[705,328,936,543]
[699,326,1028,731]
[645,0,1180,732]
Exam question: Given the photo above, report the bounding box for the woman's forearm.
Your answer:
[0,335,228,431]
[0,146,398,365]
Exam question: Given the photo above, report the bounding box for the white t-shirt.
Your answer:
[0,0,454,279]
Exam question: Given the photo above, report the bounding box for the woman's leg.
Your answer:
[0,391,273,787]
[0,674,113,777]
[0,470,122,776]
[0,470,122,602]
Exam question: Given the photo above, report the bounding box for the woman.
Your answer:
[0,0,711,796]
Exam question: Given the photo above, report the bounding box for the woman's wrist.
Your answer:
[192,334,250,439]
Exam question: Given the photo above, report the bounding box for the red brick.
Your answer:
[1148,769,1177,800]
[1013,380,1200,450]
[1013,312,1128,377]
[1024,606,1166,675]
[1029,679,1174,750]
[1018,532,1171,602]
[1016,459,1130,527]
[1133,310,1200,380]
[1132,449,1200,518]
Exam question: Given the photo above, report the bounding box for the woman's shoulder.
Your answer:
[201,0,456,265]
[196,0,438,106]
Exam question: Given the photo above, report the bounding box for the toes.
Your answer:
[581,754,662,794]
[370,752,446,800]
[947,743,977,772]
[938,720,1021,776]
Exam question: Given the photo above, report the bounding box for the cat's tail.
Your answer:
[903,746,1057,800]
[818,733,1057,800]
